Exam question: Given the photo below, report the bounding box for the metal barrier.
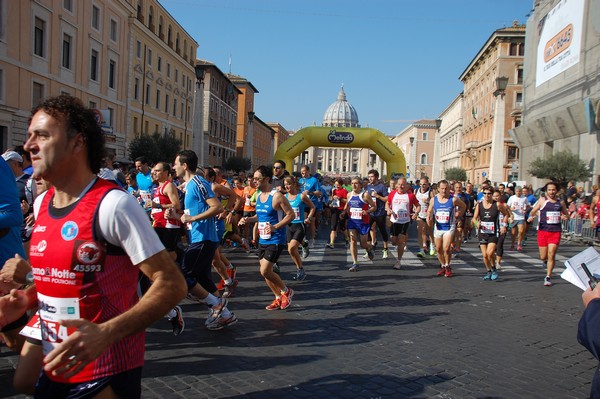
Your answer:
[561,216,597,244]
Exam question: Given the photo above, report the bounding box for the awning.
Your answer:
[510,98,597,148]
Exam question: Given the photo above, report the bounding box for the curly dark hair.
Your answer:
[29,94,105,174]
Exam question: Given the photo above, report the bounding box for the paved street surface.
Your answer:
[0,227,597,398]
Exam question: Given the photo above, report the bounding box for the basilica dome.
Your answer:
[322,86,360,128]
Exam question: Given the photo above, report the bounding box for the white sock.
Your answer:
[166,308,177,318]
[225,278,233,286]
[205,293,219,307]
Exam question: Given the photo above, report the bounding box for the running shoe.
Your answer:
[301,245,310,259]
[216,279,225,290]
[168,305,185,336]
[382,249,389,259]
[483,271,492,280]
[349,264,359,272]
[326,242,335,249]
[241,238,250,253]
[444,266,453,278]
[280,288,294,310]
[417,251,425,258]
[308,239,315,249]
[227,265,237,280]
[517,245,523,251]
[393,260,401,270]
[222,280,238,298]
[429,244,436,256]
[206,297,228,325]
[292,268,306,281]
[372,241,378,249]
[544,276,552,287]
[491,270,499,281]
[265,297,281,310]
[367,249,375,261]
[362,251,369,259]
[436,267,446,276]
[206,313,238,330]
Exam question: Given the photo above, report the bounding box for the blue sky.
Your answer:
[164,0,534,136]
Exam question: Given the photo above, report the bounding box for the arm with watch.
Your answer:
[0,253,34,286]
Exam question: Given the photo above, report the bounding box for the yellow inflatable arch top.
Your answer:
[273,127,406,176]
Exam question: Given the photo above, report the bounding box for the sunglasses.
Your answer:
[483,192,492,195]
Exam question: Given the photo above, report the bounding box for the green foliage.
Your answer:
[444,167,468,182]
[128,131,182,165]
[223,156,251,173]
[527,150,592,189]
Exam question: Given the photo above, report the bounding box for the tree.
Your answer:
[527,150,592,189]
[223,156,251,173]
[128,131,181,165]
[445,167,468,182]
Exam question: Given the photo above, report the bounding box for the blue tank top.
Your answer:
[256,192,286,244]
[538,199,563,232]
[286,193,305,224]
[347,192,369,224]
[433,195,455,231]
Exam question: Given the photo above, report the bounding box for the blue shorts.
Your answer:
[347,218,370,236]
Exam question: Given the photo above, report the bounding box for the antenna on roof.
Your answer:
[228,54,232,74]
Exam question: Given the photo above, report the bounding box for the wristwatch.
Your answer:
[26,271,34,284]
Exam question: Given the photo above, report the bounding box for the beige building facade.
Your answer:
[394,120,438,183]
[128,0,197,159]
[459,23,524,186]
[0,0,134,159]
[512,0,600,190]
[433,94,464,182]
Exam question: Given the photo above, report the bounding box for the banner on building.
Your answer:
[536,0,585,87]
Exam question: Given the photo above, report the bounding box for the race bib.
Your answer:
[139,190,152,203]
[258,222,271,240]
[331,199,340,208]
[546,211,561,224]
[245,197,251,207]
[350,207,363,220]
[480,221,495,234]
[38,294,80,355]
[395,209,409,223]
[435,210,450,223]
[20,312,42,340]
[184,209,192,230]
[151,197,161,214]
[292,207,300,221]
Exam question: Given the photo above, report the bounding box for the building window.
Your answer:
[32,82,44,107]
[507,146,519,161]
[515,92,523,105]
[166,63,170,77]
[157,56,162,72]
[108,59,116,89]
[517,68,524,84]
[422,132,428,141]
[147,48,152,65]
[63,0,73,12]
[0,69,4,103]
[155,89,160,109]
[165,94,169,113]
[91,5,100,30]
[136,40,141,58]
[110,19,117,42]
[89,100,96,109]
[145,83,150,105]
[420,153,427,164]
[133,117,138,135]
[107,107,114,126]
[34,17,45,57]
[62,34,72,69]
[90,49,99,81]
[134,78,139,100]
[172,99,176,116]
[175,69,178,83]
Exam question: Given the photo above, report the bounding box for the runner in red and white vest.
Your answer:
[5,94,186,398]
[385,177,420,270]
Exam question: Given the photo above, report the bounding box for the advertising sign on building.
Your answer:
[536,0,585,87]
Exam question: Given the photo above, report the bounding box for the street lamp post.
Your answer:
[408,136,415,179]
[193,64,206,166]
[490,76,509,184]
[247,111,255,170]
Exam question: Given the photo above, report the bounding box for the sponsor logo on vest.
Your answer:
[61,221,79,241]
[33,225,46,233]
[327,130,354,144]
[76,241,103,265]
[37,240,47,253]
